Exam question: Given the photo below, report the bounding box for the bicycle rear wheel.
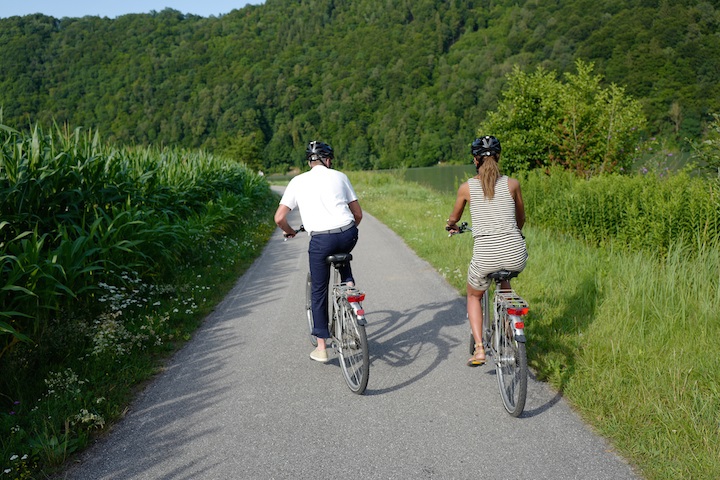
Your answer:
[495,310,527,417]
[337,297,369,394]
[305,273,317,347]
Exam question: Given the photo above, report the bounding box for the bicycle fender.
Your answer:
[508,314,526,343]
[349,301,366,325]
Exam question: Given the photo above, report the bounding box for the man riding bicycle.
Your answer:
[274,141,363,363]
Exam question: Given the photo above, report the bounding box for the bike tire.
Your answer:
[305,272,318,347]
[337,298,369,394]
[495,310,528,417]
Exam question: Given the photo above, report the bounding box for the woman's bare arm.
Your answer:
[508,177,525,230]
[447,181,470,231]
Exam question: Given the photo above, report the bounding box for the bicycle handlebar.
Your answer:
[283,225,306,241]
[447,221,524,240]
[447,221,471,237]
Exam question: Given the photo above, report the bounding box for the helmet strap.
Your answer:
[309,157,331,168]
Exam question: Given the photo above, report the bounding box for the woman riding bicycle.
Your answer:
[445,136,527,366]
[274,141,363,363]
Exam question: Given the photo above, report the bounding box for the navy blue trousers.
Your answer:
[308,225,359,338]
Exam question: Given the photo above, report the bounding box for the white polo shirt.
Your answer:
[280,165,357,234]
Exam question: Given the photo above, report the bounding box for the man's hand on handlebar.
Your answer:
[283,225,305,241]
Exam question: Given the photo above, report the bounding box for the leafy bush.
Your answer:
[480,61,646,176]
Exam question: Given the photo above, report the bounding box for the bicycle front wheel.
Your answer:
[305,273,317,347]
[337,298,369,394]
[495,311,527,417]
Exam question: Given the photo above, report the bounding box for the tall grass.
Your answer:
[1,124,276,477]
[522,167,720,257]
[349,171,720,480]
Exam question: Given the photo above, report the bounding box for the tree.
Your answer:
[478,65,565,173]
[479,60,646,176]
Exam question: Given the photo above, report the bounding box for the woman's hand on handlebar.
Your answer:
[447,221,468,236]
[445,224,460,235]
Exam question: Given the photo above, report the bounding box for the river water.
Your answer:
[393,164,477,194]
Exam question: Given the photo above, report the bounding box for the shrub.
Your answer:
[480,61,646,176]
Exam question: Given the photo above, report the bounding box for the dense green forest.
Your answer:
[1,0,719,172]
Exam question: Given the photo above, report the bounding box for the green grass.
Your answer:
[349,171,720,480]
[3,143,716,479]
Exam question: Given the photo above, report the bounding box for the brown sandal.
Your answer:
[467,343,486,367]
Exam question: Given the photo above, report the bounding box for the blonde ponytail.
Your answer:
[477,154,500,200]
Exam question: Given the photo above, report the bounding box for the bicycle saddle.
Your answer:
[326,253,353,264]
[488,270,520,281]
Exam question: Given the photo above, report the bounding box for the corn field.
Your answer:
[0,123,272,361]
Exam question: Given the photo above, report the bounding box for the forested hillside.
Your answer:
[1,0,719,172]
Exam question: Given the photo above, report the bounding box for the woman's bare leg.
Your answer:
[467,283,486,364]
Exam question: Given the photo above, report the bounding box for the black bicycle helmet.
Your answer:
[471,135,501,157]
[306,141,334,163]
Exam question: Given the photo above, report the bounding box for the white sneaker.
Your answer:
[310,348,329,363]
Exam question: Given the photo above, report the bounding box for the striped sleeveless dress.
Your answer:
[467,176,527,291]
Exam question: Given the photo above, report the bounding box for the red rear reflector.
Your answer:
[507,307,529,316]
[356,309,365,316]
[514,321,525,329]
[348,294,365,302]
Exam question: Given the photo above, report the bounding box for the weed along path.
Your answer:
[60,188,639,480]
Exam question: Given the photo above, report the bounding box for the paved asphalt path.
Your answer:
[60,188,639,480]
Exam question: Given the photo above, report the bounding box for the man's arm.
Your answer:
[348,200,362,226]
[274,204,297,237]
